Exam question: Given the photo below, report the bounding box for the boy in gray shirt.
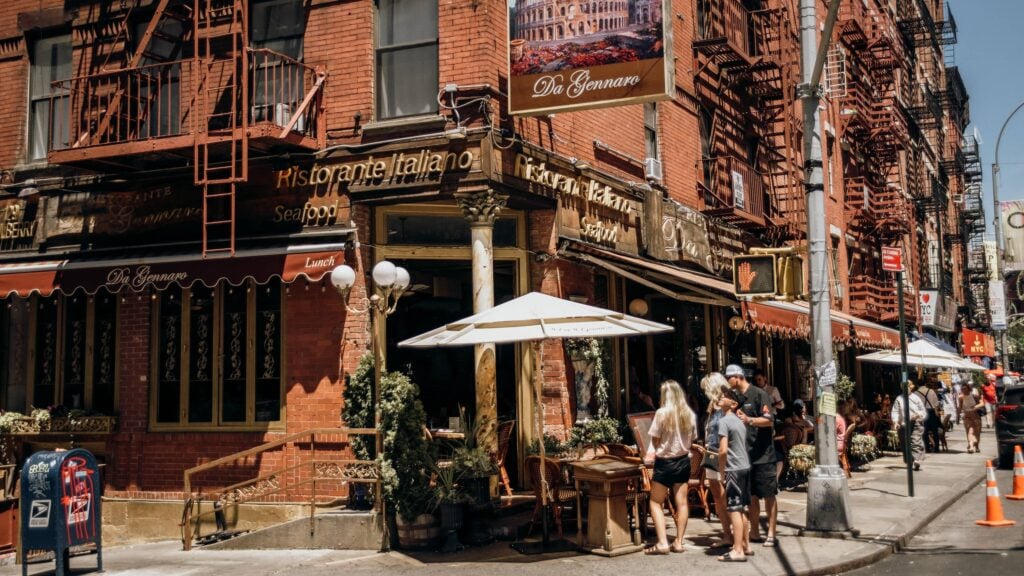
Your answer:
[716,387,751,562]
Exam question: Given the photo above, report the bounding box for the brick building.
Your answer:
[0,0,977,545]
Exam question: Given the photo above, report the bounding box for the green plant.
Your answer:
[379,369,434,523]
[835,373,856,404]
[451,406,497,478]
[527,433,567,457]
[343,353,375,462]
[848,433,878,460]
[565,337,611,418]
[565,417,622,449]
[788,444,816,473]
[0,411,25,434]
[431,462,470,505]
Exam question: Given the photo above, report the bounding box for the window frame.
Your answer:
[149,281,287,432]
[26,31,72,162]
[374,0,440,120]
[644,102,659,161]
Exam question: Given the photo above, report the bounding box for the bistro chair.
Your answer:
[839,422,858,478]
[494,420,516,498]
[525,455,573,538]
[687,448,710,519]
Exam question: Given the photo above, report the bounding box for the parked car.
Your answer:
[995,384,1024,469]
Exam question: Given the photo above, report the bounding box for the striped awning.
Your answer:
[742,300,900,350]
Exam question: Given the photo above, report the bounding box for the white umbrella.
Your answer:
[856,339,986,371]
[399,291,672,549]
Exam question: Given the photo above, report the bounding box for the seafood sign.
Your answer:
[507,0,674,115]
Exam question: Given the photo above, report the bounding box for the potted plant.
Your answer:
[450,407,497,506]
[432,462,468,553]
[379,369,437,549]
[566,416,622,458]
[342,353,375,510]
[848,433,879,469]
[788,444,816,474]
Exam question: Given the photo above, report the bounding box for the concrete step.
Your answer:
[202,510,384,551]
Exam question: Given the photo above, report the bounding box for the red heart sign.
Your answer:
[922,293,930,303]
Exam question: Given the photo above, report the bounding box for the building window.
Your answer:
[376,0,439,120]
[644,102,659,160]
[27,33,71,161]
[251,0,307,128]
[0,291,117,414]
[152,280,283,429]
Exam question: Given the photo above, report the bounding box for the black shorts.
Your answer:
[750,462,779,498]
[652,455,691,487]
[724,468,751,512]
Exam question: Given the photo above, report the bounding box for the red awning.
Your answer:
[0,245,347,298]
[742,300,899,350]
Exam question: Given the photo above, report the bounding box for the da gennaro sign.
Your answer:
[507,0,674,115]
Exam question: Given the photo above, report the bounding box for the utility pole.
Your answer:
[799,0,853,533]
[992,101,1024,372]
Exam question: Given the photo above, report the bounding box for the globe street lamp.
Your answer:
[331,260,410,513]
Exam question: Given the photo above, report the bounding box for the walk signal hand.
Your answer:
[738,261,758,291]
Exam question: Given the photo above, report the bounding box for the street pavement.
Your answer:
[3,428,1005,576]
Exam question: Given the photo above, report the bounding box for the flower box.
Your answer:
[1,415,117,436]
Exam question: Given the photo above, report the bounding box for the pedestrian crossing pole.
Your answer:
[897,268,914,497]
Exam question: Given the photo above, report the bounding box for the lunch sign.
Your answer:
[507,0,674,115]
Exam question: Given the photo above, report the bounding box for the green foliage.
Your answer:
[431,462,471,505]
[343,353,375,462]
[788,444,816,473]
[565,338,611,418]
[835,372,856,404]
[378,370,433,523]
[972,371,987,388]
[448,406,497,478]
[526,433,567,457]
[848,433,878,460]
[565,417,622,449]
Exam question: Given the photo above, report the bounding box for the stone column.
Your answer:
[455,189,508,460]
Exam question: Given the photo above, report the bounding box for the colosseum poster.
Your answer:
[508,0,673,115]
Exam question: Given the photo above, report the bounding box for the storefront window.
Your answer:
[153,280,284,429]
[0,291,118,414]
[726,317,758,369]
[385,214,517,246]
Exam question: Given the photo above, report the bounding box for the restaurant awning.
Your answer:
[742,300,900,350]
[565,244,737,307]
[0,243,349,298]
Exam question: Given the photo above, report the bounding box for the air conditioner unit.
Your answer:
[644,157,663,181]
[952,194,963,204]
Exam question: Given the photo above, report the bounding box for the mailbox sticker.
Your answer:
[67,494,90,524]
[29,500,51,528]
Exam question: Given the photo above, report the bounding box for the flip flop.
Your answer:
[644,544,670,555]
[749,535,765,543]
[763,536,777,547]
[717,552,747,563]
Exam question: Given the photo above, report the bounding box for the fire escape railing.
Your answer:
[694,0,753,65]
[700,155,773,224]
[49,48,323,152]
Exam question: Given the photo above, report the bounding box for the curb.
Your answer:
[793,465,987,576]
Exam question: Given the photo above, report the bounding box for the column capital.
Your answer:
[455,189,508,226]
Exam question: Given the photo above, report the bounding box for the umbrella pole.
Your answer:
[532,340,550,545]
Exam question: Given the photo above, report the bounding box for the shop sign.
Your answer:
[507,0,674,115]
[644,196,714,273]
[990,280,1008,330]
[919,291,937,326]
[963,327,996,357]
[1001,200,1024,272]
[272,148,477,192]
[512,153,641,254]
[919,291,956,333]
[0,200,38,251]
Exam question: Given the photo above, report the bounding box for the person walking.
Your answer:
[919,378,942,453]
[715,387,751,563]
[891,380,928,470]
[957,382,983,453]
[642,380,697,555]
[982,375,998,428]
[725,364,778,547]
[698,373,732,549]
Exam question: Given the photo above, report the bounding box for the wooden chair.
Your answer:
[525,455,571,538]
[687,448,709,519]
[495,420,515,497]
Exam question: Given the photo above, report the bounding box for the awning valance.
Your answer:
[0,244,348,298]
[565,244,736,306]
[742,300,900,350]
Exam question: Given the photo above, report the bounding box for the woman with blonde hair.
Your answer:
[696,373,733,549]
[642,380,697,554]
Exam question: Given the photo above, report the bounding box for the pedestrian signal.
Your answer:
[733,254,777,297]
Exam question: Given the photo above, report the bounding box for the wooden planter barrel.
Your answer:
[395,513,441,549]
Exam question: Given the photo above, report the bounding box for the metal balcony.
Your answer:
[699,155,775,229]
[694,0,754,68]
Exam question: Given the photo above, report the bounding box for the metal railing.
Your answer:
[695,0,752,61]
[701,155,771,222]
[181,427,380,551]
[50,48,323,153]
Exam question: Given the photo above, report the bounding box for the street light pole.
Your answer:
[800,0,853,533]
[992,100,1024,373]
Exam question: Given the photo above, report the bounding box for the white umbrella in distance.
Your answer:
[857,339,986,371]
[399,291,673,551]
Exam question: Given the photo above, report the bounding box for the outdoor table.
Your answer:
[569,457,643,556]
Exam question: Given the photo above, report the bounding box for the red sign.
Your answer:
[963,328,997,357]
[881,246,903,272]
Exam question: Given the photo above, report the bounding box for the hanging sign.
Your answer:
[881,246,903,272]
[990,280,1008,330]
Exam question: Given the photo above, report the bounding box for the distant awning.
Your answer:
[0,244,348,298]
[565,244,736,306]
[743,300,900,350]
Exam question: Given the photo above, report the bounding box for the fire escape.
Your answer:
[46,0,327,256]
[961,136,988,326]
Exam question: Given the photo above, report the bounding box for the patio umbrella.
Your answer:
[856,339,986,371]
[399,291,673,550]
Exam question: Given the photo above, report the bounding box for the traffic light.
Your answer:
[733,254,777,297]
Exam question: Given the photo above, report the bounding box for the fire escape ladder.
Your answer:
[194,0,249,257]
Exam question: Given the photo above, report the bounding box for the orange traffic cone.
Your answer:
[976,460,1016,526]
[1006,446,1024,501]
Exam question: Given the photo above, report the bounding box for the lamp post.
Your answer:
[992,100,1024,373]
[331,260,410,514]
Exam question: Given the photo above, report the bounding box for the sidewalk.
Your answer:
[5,429,994,576]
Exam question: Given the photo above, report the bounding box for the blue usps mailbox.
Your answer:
[20,449,103,576]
